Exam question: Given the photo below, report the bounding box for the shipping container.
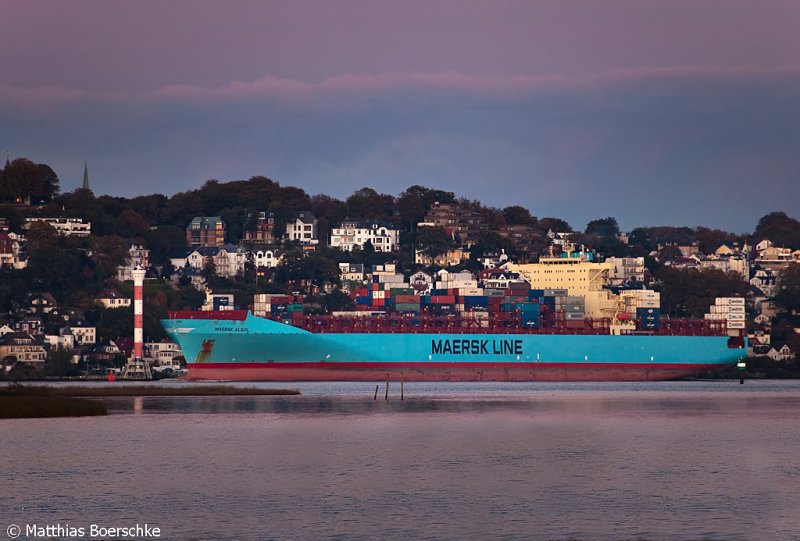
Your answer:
[389,288,415,296]
[544,289,569,297]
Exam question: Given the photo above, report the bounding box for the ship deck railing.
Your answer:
[166,310,730,337]
[277,314,728,337]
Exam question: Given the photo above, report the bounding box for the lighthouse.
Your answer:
[132,267,146,358]
[122,267,151,379]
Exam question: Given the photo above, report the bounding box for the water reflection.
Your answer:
[99,384,800,420]
[4,381,800,541]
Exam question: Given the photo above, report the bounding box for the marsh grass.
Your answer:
[0,383,300,397]
[0,394,107,418]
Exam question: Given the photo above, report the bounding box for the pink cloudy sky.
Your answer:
[1,0,799,231]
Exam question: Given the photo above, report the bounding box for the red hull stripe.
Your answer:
[188,362,725,382]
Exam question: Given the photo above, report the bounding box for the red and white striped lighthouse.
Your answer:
[132,267,146,359]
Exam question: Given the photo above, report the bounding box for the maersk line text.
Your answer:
[431,338,523,355]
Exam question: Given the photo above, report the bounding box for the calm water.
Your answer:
[3,380,800,541]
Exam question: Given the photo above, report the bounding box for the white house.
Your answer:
[339,262,366,282]
[24,217,91,237]
[330,220,400,252]
[248,248,284,269]
[170,245,246,278]
[45,333,75,350]
[96,289,131,309]
[285,211,318,245]
[767,344,795,362]
[64,324,97,345]
[144,340,183,367]
[117,244,150,281]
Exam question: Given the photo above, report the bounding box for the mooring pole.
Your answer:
[385,375,389,401]
[401,375,404,401]
[374,385,379,400]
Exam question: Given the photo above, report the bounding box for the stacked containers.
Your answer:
[516,302,541,328]
[253,293,290,317]
[636,307,661,330]
[564,296,585,320]
[706,297,745,330]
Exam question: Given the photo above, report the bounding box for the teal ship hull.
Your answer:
[162,312,746,381]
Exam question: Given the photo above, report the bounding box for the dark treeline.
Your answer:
[2,164,800,327]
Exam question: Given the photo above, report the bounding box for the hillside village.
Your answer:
[1,156,799,379]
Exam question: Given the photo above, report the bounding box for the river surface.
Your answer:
[2,380,800,541]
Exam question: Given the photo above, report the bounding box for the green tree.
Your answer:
[345,187,395,221]
[502,205,536,225]
[46,347,74,377]
[537,217,572,234]
[36,163,61,201]
[397,190,426,232]
[469,231,516,261]
[322,290,355,312]
[753,212,800,249]
[655,267,749,317]
[416,226,457,259]
[774,264,800,312]
[585,217,620,237]
[96,307,133,342]
[1,158,49,202]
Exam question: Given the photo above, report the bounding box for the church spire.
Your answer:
[82,161,90,190]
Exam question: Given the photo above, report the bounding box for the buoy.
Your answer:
[108,370,115,382]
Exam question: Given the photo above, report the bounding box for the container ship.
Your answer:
[162,307,746,382]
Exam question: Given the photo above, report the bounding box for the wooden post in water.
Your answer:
[401,374,404,401]
[374,385,379,400]
[385,375,389,401]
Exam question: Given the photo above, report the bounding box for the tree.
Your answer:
[36,163,60,201]
[274,248,341,294]
[657,245,683,263]
[119,208,151,237]
[46,347,74,377]
[694,226,740,255]
[585,217,620,237]
[0,204,24,232]
[537,217,572,234]
[96,307,133,342]
[25,221,60,250]
[469,231,516,260]
[345,187,395,221]
[502,205,536,225]
[144,225,186,265]
[753,212,800,249]
[397,190,426,231]
[1,158,40,202]
[774,264,800,312]
[401,185,456,208]
[322,290,355,312]
[655,267,749,318]
[416,226,457,259]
